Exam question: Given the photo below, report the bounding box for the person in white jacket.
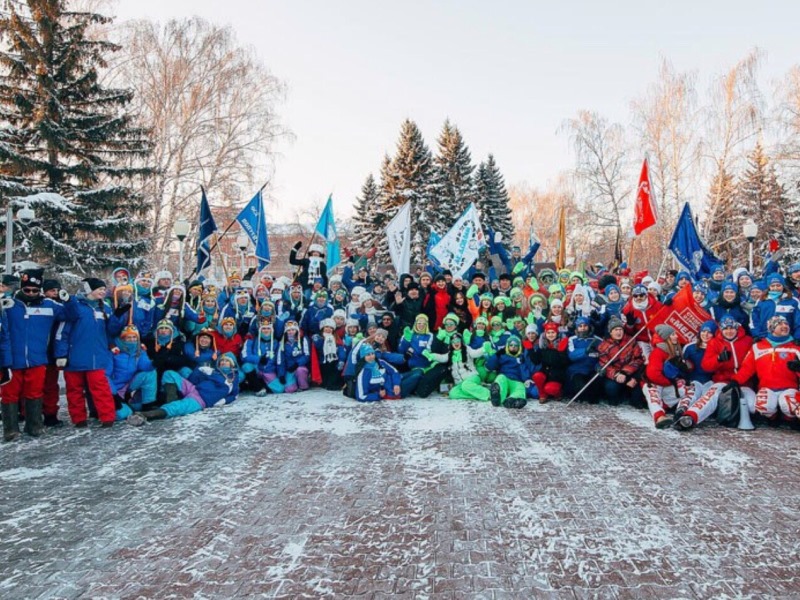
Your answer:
[424,333,491,401]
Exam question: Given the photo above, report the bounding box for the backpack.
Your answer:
[715,385,741,428]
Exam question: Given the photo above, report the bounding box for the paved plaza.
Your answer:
[1,392,799,599]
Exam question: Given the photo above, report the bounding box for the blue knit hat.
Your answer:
[720,281,738,294]
[700,320,718,335]
[359,344,376,359]
[766,273,786,288]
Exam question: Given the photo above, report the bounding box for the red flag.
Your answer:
[647,285,711,345]
[633,158,657,236]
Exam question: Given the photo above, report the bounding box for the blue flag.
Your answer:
[426,229,442,268]
[196,188,218,274]
[314,196,340,270]
[236,189,270,269]
[668,202,721,278]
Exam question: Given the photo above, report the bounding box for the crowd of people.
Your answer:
[3,237,800,443]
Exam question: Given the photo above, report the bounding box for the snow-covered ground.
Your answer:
[1,391,799,598]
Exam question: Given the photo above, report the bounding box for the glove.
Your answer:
[466,284,479,299]
[663,360,680,381]
[524,379,533,388]
[214,399,226,407]
[788,359,800,372]
[625,312,636,326]
[337,361,344,371]
[0,367,11,386]
[279,375,286,385]
[402,326,413,342]
[113,304,131,317]
[244,266,257,279]
[512,261,526,275]
[259,355,267,365]
[663,296,674,306]
[482,341,494,355]
[587,339,599,352]
[422,349,434,361]
[199,366,214,375]
[113,393,124,410]
[717,348,731,362]
[293,241,302,251]
[462,330,472,345]
[721,380,740,395]
[56,358,68,369]
[348,255,356,264]
[58,289,69,302]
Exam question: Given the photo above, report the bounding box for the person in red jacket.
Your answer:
[423,274,452,331]
[213,317,244,360]
[621,284,663,360]
[597,317,646,406]
[642,325,692,429]
[731,315,800,423]
[675,317,755,431]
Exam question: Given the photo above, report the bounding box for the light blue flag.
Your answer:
[236,189,270,269]
[314,195,340,270]
[668,202,722,278]
[426,229,442,268]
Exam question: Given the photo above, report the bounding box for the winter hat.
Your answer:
[329,274,342,283]
[434,273,447,283]
[655,324,675,340]
[789,263,800,274]
[676,271,692,283]
[315,289,329,300]
[607,316,625,334]
[525,324,539,335]
[333,309,347,320]
[766,274,786,288]
[718,317,740,330]
[20,268,44,289]
[1,274,18,287]
[471,271,487,281]
[543,322,559,333]
[700,320,718,335]
[195,329,218,359]
[493,295,511,307]
[442,313,459,327]
[647,282,662,295]
[529,293,547,309]
[374,328,389,339]
[632,284,648,297]
[82,278,106,294]
[732,268,750,282]
[359,344,376,359]
[154,319,176,350]
[490,315,504,327]
[693,283,708,296]
[351,286,366,298]
[549,298,563,308]
[42,279,60,293]
[604,284,621,297]
[217,352,239,370]
[187,279,204,292]
[308,243,325,256]
[574,316,591,328]
[155,270,173,282]
[320,318,336,331]
[768,315,789,334]
[720,282,738,294]
[598,274,618,292]
[479,292,494,303]
[547,284,564,295]
[506,335,522,353]
[120,324,140,340]
[346,318,360,329]
[405,281,419,291]
[475,316,489,329]
[450,332,463,345]
[112,267,130,281]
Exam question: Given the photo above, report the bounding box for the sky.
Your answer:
[112,0,800,223]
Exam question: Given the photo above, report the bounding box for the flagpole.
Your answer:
[187,182,268,280]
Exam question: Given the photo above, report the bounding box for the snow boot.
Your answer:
[141,408,168,421]
[162,383,178,405]
[2,403,21,442]
[127,413,146,427]
[655,414,674,429]
[23,398,44,437]
[672,415,694,431]
[489,383,501,407]
[245,371,264,393]
[43,415,63,427]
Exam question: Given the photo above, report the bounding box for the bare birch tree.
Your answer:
[110,17,289,259]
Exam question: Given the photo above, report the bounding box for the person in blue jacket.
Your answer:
[397,314,434,372]
[484,336,532,409]
[182,329,218,377]
[128,352,240,424]
[274,321,310,393]
[565,316,603,399]
[749,274,800,341]
[219,289,256,336]
[241,320,280,394]
[153,285,204,335]
[108,280,157,339]
[54,278,119,428]
[355,344,401,402]
[106,325,157,416]
[2,269,67,440]
[313,318,346,391]
[710,282,749,332]
[301,290,333,339]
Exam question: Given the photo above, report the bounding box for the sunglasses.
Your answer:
[22,287,40,294]
[632,293,647,299]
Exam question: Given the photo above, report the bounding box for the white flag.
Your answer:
[430,203,486,278]
[385,202,411,274]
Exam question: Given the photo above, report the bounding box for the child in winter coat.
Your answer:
[565,317,603,400]
[129,353,240,424]
[241,321,280,393]
[213,317,244,361]
[153,285,204,335]
[183,329,218,377]
[274,321,310,393]
[107,325,157,419]
[484,336,534,408]
[355,345,401,402]
[143,319,193,402]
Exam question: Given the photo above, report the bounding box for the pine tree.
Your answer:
[382,120,434,264]
[351,173,381,254]
[0,0,153,278]
[734,143,787,265]
[704,165,738,267]
[431,120,476,220]
[475,154,514,242]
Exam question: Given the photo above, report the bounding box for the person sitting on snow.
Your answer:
[106,325,157,419]
[642,324,693,429]
[128,352,240,425]
[355,344,401,403]
[484,335,534,409]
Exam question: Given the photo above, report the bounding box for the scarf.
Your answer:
[322,333,338,363]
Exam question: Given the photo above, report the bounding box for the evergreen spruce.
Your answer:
[475,154,514,242]
[431,119,476,219]
[734,143,787,264]
[704,166,738,267]
[0,0,153,278]
[351,173,381,254]
[382,120,434,264]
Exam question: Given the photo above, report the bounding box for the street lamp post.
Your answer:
[236,231,249,274]
[4,205,35,275]
[173,218,191,283]
[743,219,758,274]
